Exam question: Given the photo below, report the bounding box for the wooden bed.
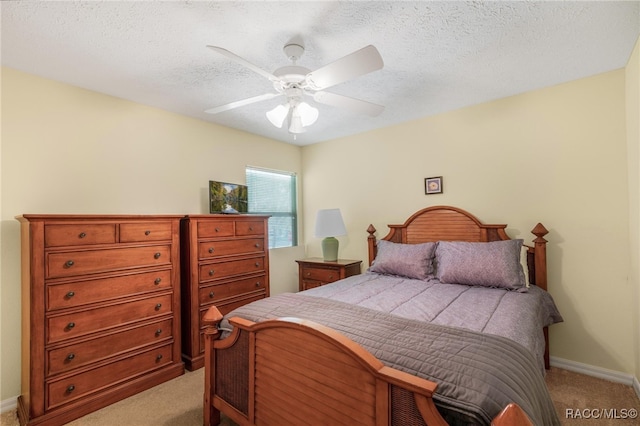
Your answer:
[202,206,554,426]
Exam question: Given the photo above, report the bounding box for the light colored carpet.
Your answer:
[2,367,638,425]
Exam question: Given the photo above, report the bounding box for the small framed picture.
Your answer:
[425,176,443,194]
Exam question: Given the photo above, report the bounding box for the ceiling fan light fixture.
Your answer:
[296,102,319,127]
[266,104,290,128]
[287,101,318,134]
[288,115,306,134]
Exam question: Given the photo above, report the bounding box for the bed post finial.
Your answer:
[531,223,548,292]
[532,223,548,243]
[367,224,377,266]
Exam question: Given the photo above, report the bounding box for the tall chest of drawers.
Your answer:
[16,215,184,426]
[180,215,270,371]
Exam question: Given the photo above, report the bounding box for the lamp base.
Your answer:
[321,237,339,262]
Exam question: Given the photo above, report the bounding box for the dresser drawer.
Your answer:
[47,318,173,375]
[198,257,265,283]
[46,343,173,410]
[197,221,234,238]
[300,266,340,283]
[46,245,172,279]
[199,275,266,305]
[47,293,173,343]
[119,222,173,243]
[47,270,172,311]
[198,238,264,259]
[45,224,117,248]
[235,220,265,236]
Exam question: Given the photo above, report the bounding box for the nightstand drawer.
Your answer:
[300,267,339,283]
[301,280,324,290]
[296,258,362,292]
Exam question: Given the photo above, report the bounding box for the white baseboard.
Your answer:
[0,396,17,414]
[550,356,638,388]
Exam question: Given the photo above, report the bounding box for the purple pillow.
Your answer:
[435,240,527,290]
[368,240,437,280]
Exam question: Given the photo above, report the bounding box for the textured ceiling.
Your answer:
[2,1,639,146]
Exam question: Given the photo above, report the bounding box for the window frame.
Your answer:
[245,166,298,249]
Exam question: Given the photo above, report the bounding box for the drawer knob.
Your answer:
[67,322,75,329]
[209,291,215,299]
[208,247,214,254]
[215,227,220,232]
[155,303,162,310]
[156,354,163,361]
[255,243,260,248]
[329,275,334,279]
[255,282,261,287]
[65,260,74,268]
[209,269,215,276]
[66,353,75,361]
[306,272,311,277]
[78,232,86,239]
[145,230,151,235]
[66,385,75,394]
[154,252,161,259]
[249,226,254,231]
[66,291,75,298]
[255,262,260,267]
[155,329,162,336]
[154,278,162,285]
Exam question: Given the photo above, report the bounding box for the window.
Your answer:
[246,166,298,249]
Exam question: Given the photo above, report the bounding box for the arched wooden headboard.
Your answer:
[366,205,549,291]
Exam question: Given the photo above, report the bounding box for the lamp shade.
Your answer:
[314,209,346,238]
[266,104,290,128]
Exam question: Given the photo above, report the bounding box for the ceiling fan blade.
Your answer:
[313,91,384,117]
[204,93,280,114]
[207,46,278,81]
[305,45,383,90]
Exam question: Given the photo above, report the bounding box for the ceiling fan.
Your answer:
[205,38,384,135]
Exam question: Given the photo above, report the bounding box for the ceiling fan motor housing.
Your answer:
[283,42,304,62]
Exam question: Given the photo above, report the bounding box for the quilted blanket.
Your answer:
[221,289,561,425]
[304,273,563,374]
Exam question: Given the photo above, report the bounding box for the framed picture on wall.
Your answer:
[425,176,443,194]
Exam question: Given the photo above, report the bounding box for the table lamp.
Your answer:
[314,208,347,262]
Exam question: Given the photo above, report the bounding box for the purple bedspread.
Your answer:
[303,272,563,374]
[218,272,563,425]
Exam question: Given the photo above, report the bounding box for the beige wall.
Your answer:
[0,67,304,401]
[626,38,640,382]
[302,68,635,375]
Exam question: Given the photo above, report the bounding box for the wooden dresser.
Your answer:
[180,214,270,370]
[296,258,362,291]
[16,215,184,426]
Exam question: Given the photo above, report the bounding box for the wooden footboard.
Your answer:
[203,307,533,426]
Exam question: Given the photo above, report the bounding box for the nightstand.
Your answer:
[296,258,362,291]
